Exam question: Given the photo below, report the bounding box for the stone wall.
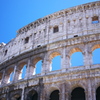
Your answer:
[0,1,100,100]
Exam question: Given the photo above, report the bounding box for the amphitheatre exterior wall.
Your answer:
[0,1,100,100]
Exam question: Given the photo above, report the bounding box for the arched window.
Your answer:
[8,71,14,83]
[33,57,43,75]
[19,64,27,79]
[50,52,61,71]
[92,48,100,64]
[35,60,42,74]
[27,90,38,100]
[31,92,38,100]
[96,86,100,100]
[51,55,61,71]
[6,68,14,83]
[71,52,84,67]
[71,87,85,100]
[49,90,59,100]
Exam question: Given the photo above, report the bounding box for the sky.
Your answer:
[0,0,99,43]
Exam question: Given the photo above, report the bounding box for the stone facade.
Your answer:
[0,1,100,100]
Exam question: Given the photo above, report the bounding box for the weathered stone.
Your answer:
[0,1,100,100]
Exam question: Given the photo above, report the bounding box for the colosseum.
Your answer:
[0,1,100,100]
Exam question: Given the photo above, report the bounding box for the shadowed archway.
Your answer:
[17,96,21,100]
[71,87,85,100]
[49,90,59,100]
[27,90,38,100]
[96,86,100,100]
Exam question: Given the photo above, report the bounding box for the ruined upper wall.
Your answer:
[0,1,100,64]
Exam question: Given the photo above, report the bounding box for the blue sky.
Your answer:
[0,0,98,43]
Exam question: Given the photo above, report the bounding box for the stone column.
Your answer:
[59,93,65,100]
[13,64,20,82]
[83,44,92,69]
[60,83,65,100]
[1,70,6,85]
[65,84,71,100]
[60,82,69,100]
[43,58,51,74]
[61,47,67,72]
[61,47,70,72]
[66,55,70,68]
[85,79,93,100]
[91,81,96,100]
[41,91,46,100]
[84,51,93,69]
[41,59,46,75]
[21,87,25,100]
[92,91,96,100]
[12,64,17,82]
[65,92,70,100]
[3,72,9,84]
[25,58,34,79]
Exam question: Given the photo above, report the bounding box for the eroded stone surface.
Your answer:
[0,1,100,100]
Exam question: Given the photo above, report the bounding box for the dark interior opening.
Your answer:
[17,96,21,100]
[71,87,85,100]
[74,35,78,37]
[53,26,59,33]
[25,37,29,44]
[31,92,38,100]
[27,90,38,100]
[37,45,41,47]
[50,90,59,100]
[4,50,8,56]
[96,86,100,100]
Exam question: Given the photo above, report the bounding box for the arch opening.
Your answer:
[92,48,100,64]
[49,52,61,71]
[96,86,100,100]
[8,71,14,83]
[71,87,85,100]
[33,57,43,75]
[19,64,27,79]
[27,90,38,100]
[70,52,83,67]
[17,96,21,100]
[6,67,14,83]
[51,55,61,71]
[49,90,59,100]
[35,60,42,75]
